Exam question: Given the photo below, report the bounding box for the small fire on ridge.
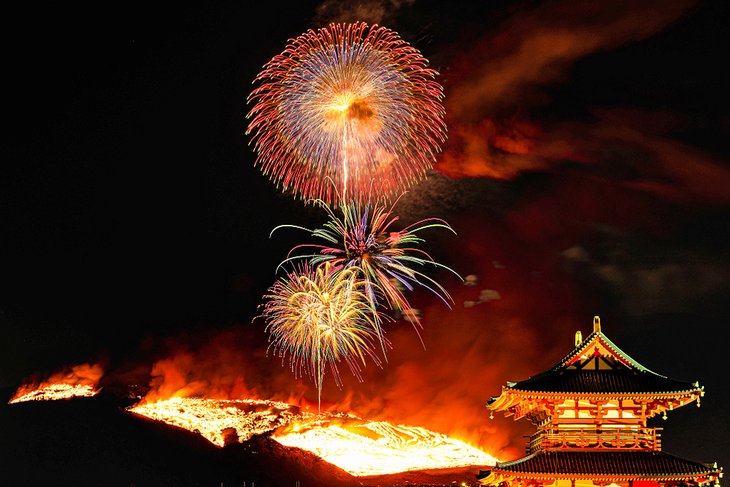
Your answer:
[10,383,99,403]
[129,397,498,476]
[9,363,103,403]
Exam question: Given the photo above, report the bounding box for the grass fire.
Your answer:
[8,363,103,403]
[129,397,497,476]
[7,372,498,480]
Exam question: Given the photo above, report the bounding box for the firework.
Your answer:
[271,196,460,331]
[261,262,388,408]
[246,22,446,204]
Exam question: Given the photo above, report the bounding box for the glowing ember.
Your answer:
[130,397,498,476]
[9,383,99,403]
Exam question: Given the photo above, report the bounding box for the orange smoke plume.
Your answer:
[139,328,266,404]
[433,0,730,203]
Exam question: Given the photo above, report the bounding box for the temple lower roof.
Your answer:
[508,369,699,395]
[480,450,720,479]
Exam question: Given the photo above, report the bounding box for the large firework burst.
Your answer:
[246,22,446,205]
[260,262,388,408]
[272,196,461,331]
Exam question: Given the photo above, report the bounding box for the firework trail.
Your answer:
[246,22,446,205]
[271,195,461,333]
[260,262,389,409]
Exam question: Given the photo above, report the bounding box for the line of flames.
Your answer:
[7,380,499,477]
[129,397,498,476]
[9,383,99,403]
[8,363,104,404]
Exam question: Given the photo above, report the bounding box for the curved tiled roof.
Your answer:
[510,369,699,395]
[489,329,700,399]
[493,450,719,478]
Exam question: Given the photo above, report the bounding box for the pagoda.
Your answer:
[478,316,723,487]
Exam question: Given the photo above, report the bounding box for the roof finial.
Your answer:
[575,330,583,347]
[593,315,601,333]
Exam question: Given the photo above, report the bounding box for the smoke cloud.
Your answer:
[312,0,415,26]
[436,0,730,206]
[445,1,694,118]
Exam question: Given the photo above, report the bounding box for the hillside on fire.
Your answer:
[0,389,361,487]
[1,386,493,486]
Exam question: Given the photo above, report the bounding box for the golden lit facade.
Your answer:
[479,316,723,487]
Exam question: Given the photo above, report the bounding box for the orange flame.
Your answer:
[9,363,104,403]
[275,419,498,476]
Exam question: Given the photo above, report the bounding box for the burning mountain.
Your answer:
[8,362,498,480]
[2,390,365,487]
[129,397,498,476]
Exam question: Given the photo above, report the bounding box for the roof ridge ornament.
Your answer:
[593,315,601,333]
[574,330,583,347]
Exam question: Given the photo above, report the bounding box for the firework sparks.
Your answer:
[272,196,461,331]
[246,21,446,204]
[260,262,388,409]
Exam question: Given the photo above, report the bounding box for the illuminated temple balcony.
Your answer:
[528,427,662,453]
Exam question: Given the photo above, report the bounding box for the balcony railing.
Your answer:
[527,427,662,453]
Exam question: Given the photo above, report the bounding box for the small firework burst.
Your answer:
[260,262,389,408]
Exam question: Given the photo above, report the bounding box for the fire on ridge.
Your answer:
[10,383,99,403]
[8,363,499,477]
[8,363,103,403]
[129,397,498,477]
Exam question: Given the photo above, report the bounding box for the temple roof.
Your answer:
[488,317,702,407]
[477,451,722,484]
[506,367,698,395]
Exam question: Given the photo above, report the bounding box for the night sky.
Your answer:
[2,0,729,476]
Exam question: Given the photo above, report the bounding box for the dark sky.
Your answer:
[2,0,729,473]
